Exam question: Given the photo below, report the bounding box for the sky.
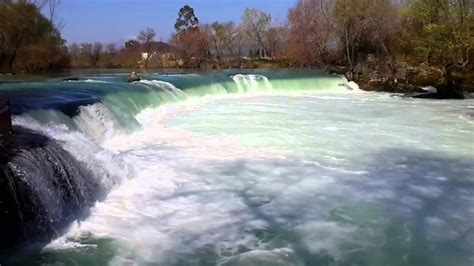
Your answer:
[57,0,296,45]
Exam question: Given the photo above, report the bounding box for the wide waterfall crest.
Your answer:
[0,71,365,261]
[232,74,274,93]
[64,79,111,83]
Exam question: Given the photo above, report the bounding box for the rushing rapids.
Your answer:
[0,70,473,265]
[0,127,103,250]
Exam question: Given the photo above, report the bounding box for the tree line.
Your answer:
[66,5,283,69]
[65,0,474,75]
[1,0,472,84]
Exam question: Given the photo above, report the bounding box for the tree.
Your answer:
[117,39,141,68]
[105,43,117,54]
[0,1,68,72]
[403,0,473,97]
[44,0,64,32]
[204,21,245,66]
[172,5,209,67]
[16,30,69,72]
[265,25,287,59]
[170,27,209,68]
[80,42,92,64]
[174,5,199,32]
[137,27,156,67]
[404,0,472,66]
[204,22,227,66]
[334,0,399,74]
[91,42,103,67]
[69,42,80,59]
[288,0,334,65]
[124,39,140,51]
[224,24,245,58]
[241,8,272,57]
[78,42,103,67]
[68,42,81,67]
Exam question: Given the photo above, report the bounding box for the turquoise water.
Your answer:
[1,70,473,265]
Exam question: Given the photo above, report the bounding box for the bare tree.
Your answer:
[44,0,64,31]
[170,27,209,68]
[334,0,399,74]
[229,25,245,58]
[241,8,272,57]
[225,24,244,58]
[204,22,227,66]
[68,42,80,60]
[138,27,156,67]
[91,42,102,67]
[288,0,334,65]
[265,24,287,59]
[106,43,117,54]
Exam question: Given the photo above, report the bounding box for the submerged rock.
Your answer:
[0,127,102,251]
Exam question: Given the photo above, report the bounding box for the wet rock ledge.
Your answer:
[0,98,12,137]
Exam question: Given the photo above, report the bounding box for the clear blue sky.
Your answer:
[58,0,295,45]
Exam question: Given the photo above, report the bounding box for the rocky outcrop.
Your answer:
[407,85,465,99]
[127,72,141,83]
[329,60,472,99]
[0,127,102,251]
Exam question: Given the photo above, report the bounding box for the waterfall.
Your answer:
[232,74,274,93]
[1,70,472,266]
[0,70,356,253]
[0,127,104,250]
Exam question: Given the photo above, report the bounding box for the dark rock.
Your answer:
[127,71,141,83]
[409,92,456,99]
[0,127,102,252]
[404,92,440,99]
[63,77,80,81]
[404,86,465,99]
[0,98,12,137]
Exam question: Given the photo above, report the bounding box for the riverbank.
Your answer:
[2,63,474,98]
[325,61,474,99]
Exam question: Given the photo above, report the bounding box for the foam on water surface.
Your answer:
[2,72,473,265]
[40,92,474,266]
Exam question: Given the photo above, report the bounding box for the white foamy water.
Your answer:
[232,74,274,93]
[34,92,474,266]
